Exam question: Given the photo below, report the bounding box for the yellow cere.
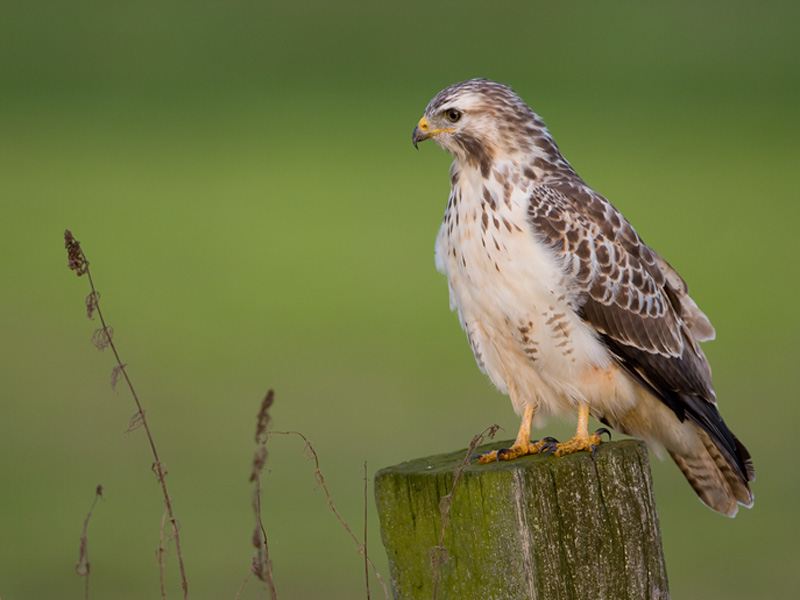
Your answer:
[417,115,455,135]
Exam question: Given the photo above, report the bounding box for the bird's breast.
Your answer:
[435,175,570,333]
[434,171,610,408]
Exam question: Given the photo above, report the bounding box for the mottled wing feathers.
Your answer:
[528,184,691,358]
[650,249,716,342]
[528,183,753,482]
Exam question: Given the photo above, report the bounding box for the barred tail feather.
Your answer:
[668,425,754,517]
[597,390,754,517]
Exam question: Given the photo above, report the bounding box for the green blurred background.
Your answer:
[1,1,798,598]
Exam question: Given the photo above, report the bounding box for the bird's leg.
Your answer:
[539,405,609,457]
[476,405,548,464]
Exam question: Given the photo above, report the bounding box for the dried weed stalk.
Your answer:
[157,508,169,599]
[431,424,501,600]
[244,414,389,600]
[75,485,103,600]
[243,392,388,600]
[362,461,371,600]
[65,230,189,599]
[270,430,389,600]
[247,390,278,600]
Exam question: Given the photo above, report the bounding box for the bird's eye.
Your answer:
[444,109,462,123]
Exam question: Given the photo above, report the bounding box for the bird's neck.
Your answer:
[452,141,578,191]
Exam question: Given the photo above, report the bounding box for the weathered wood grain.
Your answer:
[375,439,669,600]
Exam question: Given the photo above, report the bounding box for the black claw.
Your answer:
[594,428,612,440]
[469,454,483,463]
[496,447,512,460]
[540,439,560,457]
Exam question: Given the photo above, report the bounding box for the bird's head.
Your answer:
[412,78,552,169]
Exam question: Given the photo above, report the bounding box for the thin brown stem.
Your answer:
[254,468,278,600]
[249,390,278,599]
[233,568,252,600]
[269,431,389,600]
[157,508,168,599]
[363,461,370,600]
[65,231,189,599]
[75,484,103,600]
[431,424,500,600]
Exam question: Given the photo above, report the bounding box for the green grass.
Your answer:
[1,1,799,598]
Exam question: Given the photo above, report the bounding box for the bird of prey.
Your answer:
[412,78,754,516]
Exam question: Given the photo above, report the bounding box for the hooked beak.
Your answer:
[412,116,431,149]
[412,115,455,149]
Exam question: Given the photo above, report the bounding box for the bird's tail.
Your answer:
[667,423,754,517]
[598,392,754,517]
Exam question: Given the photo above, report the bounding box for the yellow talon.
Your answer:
[541,432,605,457]
[476,439,548,464]
[540,406,608,456]
[474,405,607,464]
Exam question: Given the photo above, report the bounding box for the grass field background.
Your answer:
[2,2,798,598]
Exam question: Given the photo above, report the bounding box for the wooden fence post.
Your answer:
[375,438,669,600]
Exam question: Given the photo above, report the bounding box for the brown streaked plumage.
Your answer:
[413,78,754,516]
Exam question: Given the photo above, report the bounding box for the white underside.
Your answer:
[435,164,644,428]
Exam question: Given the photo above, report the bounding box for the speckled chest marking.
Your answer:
[434,162,610,414]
